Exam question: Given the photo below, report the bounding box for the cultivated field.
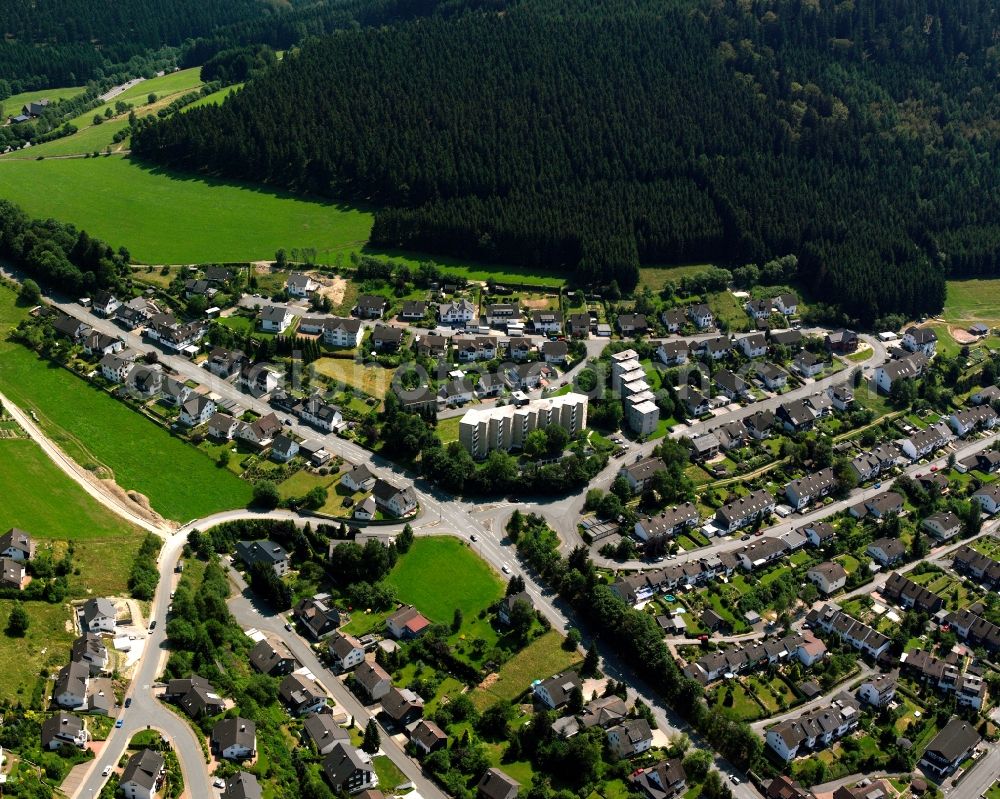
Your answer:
[0,156,374,264]
[388,537,504,624]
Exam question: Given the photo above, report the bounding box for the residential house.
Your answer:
[478,769,519,799]
[739,333,768,358]
[294,594,341,640]
[178,395,215,427]
[630,759,687,799]
[534,672,582,709]
[439,298,477,325]
[303,714,350,756]
[765,694,861,762]
[115,297,160,328]
[380,686,424,728]
[459,393,587,458]
[164,675,226,718]
[852,491,904,520]
[249,638,298,676]
[341,464,377,493]
[713,489,775,534]
[617,313,648,336]
[204,347,246,379]
[777,399,817,433]
[280,673,329,716]
[949,406,998,437]
[825,329,859,354]
[235,411,283,446]
[774,294,799,316]
[355,295,389,319]
[498,592,534,626]
[715,369,750,401]
[923,511,962,541]
[946,608,1000,655]
[899,423,952,460]
[184,278,217,299]
[807,562,848,595]
[208,412,239,440]
[803,522,835,548]
[531,310,563,334]
[455,336,498,362]
[353,661,392,702]
[508,339,533,362]
[918,718,980,778]
[866,537,905,567]
[829,385,854,411]
[858,670,898,708]
[161,377,192,408]
[770,329,803,349]
[735,537,790,571]
[386,605,430,640]
[875,354,927,393]
[0,528,34,562]
[259,305,293,333]
[52,315,90,341]
[541,340,569,364]
[221,772,263,799]
[41,712,87,750]
[120,749,165,799]
[270,434,299,463]
[353,497,376,521]
[316,317,365,348]
[413,333,448,358]
[700,336,731,360]
[661,308,686,332]
[212,717,257,760]
[286,273,319,297]
[328,631,366,673]
[971,386,1000,406]
[82,330,124,357]
[71,633,109,675]
[54,661,89,709]
[881,572,944,613]
[850,443,901,482]
[806,605,890,659]
[656,340,689,366]
[400,300,427,321]
[235,539,290,577]
[128,365,163,397]
[0,557,24,589]
[676,385,709,417]
[606,718,653,758]
[716,419,748,451]
[634,504,700,542]
[972,483,1000,514]
[372,478,417,518]
[410,719,448,755]
[485,302,520,327]
[99,352,135,383]
[323,743,377,794]
[745,409,776,439]
[688,304,714,330]
[951,545,1000,589]
[784,468,836,511]
[371,325,404,352]
[689,433,720,461]
[91,291,121,317]
[82,597,117,633]
[793,350,825,378]
[755,362,786,390]
[902,327,938,356]
[746,299,773,320]
[567,312,592,337]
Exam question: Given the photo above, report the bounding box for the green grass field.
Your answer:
[313,358,393,399]
[0,155,375,264]
[469,630,581,710]
[637,264,714,292]
[388,537,504,624]
[0,600,76,704]
[3,85,86,111]
[183,83,244,111]
[944,279,1000,327]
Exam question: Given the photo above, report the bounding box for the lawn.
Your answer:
[371,756,407,791]
[0,315,252,520]
[3,85,86,111]
[182,83,244,111]
[0,600,76,705]
[364,247,566,287]
[313,358,394,399]
[436,415,462,444]
[387,537,504,624]
[637,264,714,293]
[711,680,763,721]
[943,278,1000,328]
[0,156,374,264]
[0,438,142,595]
[709,291,752,333]
[469,630,581,710]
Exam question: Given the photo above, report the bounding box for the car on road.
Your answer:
[214,778,226,788]
[148,620,156,630]
[501,564,511,574]
[741,534,750,541]
[102,765,113,777]
[470,534,478,542]
[115,719,123,728]
[754,530,763,536]
[874,481,882,488]
[284,622,293,631]
[124,697,132,708]
[731,776,741,785]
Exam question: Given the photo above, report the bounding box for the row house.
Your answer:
[951,544,1000,589]
[806,604,891,659]
[899,649,961,694]
[946,608,1000,655]
[685,631,826,683]
[784,467,836,511]
[765,693,861,762]
[713,489,776,534]
[850,443,901,482]
[633,503,700,542]
[881,572,944,613]
[899,422,953,460]
[610,552,739,605]
[949,406,998,437]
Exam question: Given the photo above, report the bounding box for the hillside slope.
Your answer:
[132,0,1000,323]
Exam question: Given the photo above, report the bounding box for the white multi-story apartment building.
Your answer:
[459,393,588,459]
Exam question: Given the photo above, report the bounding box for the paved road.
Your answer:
[72,529,212,799]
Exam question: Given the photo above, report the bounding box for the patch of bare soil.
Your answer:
[521,297,552,309]
[312,273,347,307]
[98,479,172,529]
[949,326,978,345]
[478,672,500,691]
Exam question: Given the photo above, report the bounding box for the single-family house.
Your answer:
[286,273,319,297]
[371,325,404,352]
[212,717,257,761]
[178,395,216,427]
[410,719,448,755]
[688,304,714,330]
[439,299,477,325]
[372,479,417,518]
[279,673,329,716]
[825,329,859,354]
[328,631,366,673]
[100,352,135,383]
[414,333,448,358]
[380,686,424,727]
[617,313,648,336]
[746,299,773,320]
[355,295,389,319]
[386,605,430,640]
[235,539,290,577]
[341,464,377,493]
[82,597,117,633]
[478,769,519,799]
[793,350,825,378]
[498,591,534,626]
[857,670,898,708]
[923,511,962,541]
[739,333,768,358]
[353,661,392,702]
[531,310,563,334]
[774,294,799,316]
[208,412,239,441]
[259,305,293,333]
[120,749,165,799]
[714,369,750,401]
[204,347,246,379]
[303,714,350,756]
[71,632,109,675]
[165,674,226,718]
[866,537,905,566]
[0,528,35,562]
[41,712,87,750]
[221,772,263,799]
[606,718,654,758]
[92,291,121,317]
[902,326,938,356]
[918,718,980,778]
[541,340,569,364]
[322,743,377,794]
[249,638,298,677]
[534,672,582,709]
[755,362,786,390]
[806,562,848,595]
[54,661,89,709]
[661,309,686,332]
[294,594,341,640]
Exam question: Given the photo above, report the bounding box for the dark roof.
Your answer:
[303,713,350,750]
[121,749,164,790]
[212,717,256,751]
[222,771,263,799]
[478,768,520,799]
[323,742,373,788]
[924,717,980,762]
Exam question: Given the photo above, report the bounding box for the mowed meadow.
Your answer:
[0,284,252,519]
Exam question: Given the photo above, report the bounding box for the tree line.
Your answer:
[127,0,1000,324]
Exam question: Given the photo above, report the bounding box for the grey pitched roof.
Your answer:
[478,768,520,799]
[222,771,263,799]
[323,742,373,788]
[41,711,84,746]
[82,597,116,624]
[212,717,256,751]
[303,714,350,751]
[121,748,164,790]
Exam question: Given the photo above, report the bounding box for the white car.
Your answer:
[213,777,226,788]
[102,765,113,777]
[501,565,511,574]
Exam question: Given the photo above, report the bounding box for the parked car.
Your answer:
[102,766,113,777]
[115,719,124,729]
[124,697,132,708]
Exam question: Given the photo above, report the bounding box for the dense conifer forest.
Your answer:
[129,0,1000,324]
